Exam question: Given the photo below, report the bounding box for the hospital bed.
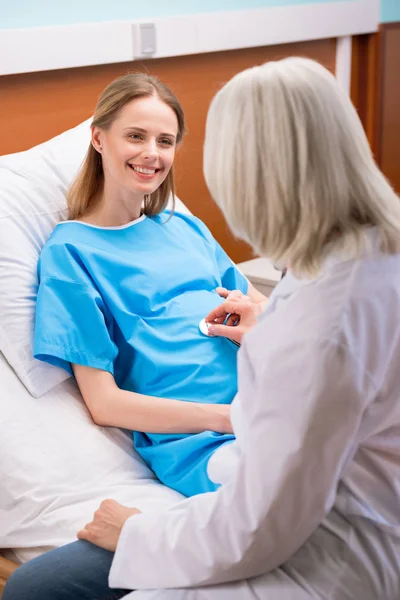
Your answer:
[0,120,279,596]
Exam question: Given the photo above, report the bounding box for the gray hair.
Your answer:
[203,57,400,276]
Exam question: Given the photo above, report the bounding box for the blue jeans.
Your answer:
[3,540,130,600]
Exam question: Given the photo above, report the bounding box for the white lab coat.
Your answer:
[110,228,400,599]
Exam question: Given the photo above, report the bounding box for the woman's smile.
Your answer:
[128,163,162,180]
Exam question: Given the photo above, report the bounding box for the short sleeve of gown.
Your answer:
[34,244,118,376]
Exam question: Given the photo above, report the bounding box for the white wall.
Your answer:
[0,1,380,76]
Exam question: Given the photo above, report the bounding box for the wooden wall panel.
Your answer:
[0,39,336,262]
[351,32,381,157]
[352,24,400,195]
[379,23,400,194]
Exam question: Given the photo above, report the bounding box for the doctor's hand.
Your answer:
[216,285,268,310]
[205,298,261,345]
[77,499,141,552]
[215,287,249,303]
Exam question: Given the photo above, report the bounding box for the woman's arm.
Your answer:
[73,364,232,434]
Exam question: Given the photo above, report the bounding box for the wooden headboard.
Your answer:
[0,39,336,262]
[0,555,18,597]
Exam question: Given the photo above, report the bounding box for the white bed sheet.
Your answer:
[0,351,184,563]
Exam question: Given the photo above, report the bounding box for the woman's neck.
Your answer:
[79,191,144,227]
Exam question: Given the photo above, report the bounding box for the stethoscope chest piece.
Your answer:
[198,318,210,337]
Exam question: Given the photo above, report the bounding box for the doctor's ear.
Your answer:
[91,127,104,153]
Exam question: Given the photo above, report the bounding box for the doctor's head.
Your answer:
[68,73,186,220]
[204,57,400,277]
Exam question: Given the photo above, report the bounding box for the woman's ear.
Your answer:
[91,126,103,153]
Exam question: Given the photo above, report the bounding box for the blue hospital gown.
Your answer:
[34,211,248,497]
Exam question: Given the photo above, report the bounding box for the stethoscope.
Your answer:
[198,318,240,347]
[198,268,286,348]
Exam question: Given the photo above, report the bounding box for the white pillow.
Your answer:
[0,120,92,397]
[0,120,190,398]
[0,351,183,562]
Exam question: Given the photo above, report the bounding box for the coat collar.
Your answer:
[261,226,380,318]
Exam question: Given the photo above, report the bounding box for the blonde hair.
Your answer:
[68,73,186,220]
[204,57,400,277]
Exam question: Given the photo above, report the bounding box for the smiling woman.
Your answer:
[67,73,186,224]
[32,73,267,507]
[87,95,178,225]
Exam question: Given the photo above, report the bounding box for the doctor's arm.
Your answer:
[72,364,232,435]
[107,335,372,589]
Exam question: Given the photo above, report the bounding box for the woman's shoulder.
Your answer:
[40,222,82,261]
[38,222,97,284]
[158,210,213,241]
[40,216,120,255]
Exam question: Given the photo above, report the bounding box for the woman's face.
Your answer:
[93,95,178,199]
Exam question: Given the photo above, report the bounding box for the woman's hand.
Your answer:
[77,499,141,552]
[205,298,261,344]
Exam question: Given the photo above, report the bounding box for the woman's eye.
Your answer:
[159,138,173,146]
[129,133,143,141]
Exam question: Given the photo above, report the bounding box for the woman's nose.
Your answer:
[142,139,158,160]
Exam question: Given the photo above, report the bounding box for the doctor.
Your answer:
[80,57,400,598]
